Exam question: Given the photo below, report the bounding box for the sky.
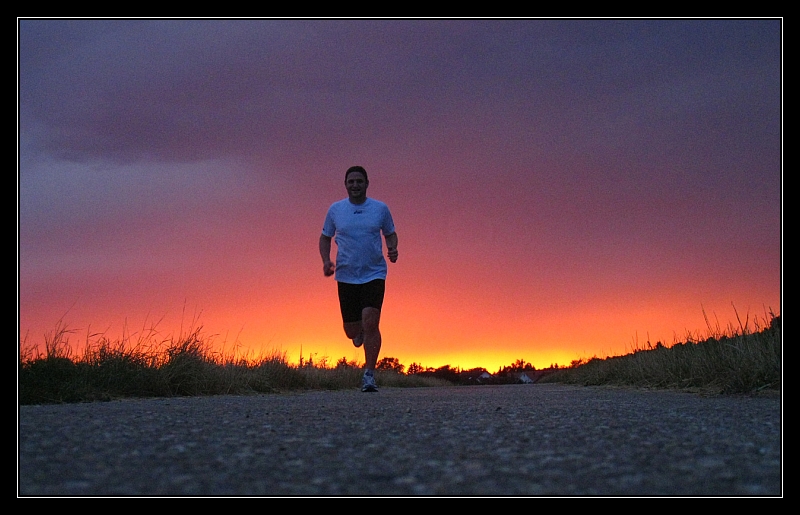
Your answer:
[18,19,782,372]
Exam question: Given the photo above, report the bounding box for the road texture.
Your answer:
[18,384,782,497]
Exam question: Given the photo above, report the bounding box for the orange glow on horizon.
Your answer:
[18,187,780,376]
[20,285,781,376]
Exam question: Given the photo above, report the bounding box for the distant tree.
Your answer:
[495,359,535,376]
[463,367,488,376]
[336,356,359,369]
[376,356,404,374]
[424,364,460,383]
[406,362,424,375]
[509,359,535,371]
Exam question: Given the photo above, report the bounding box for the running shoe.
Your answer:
[361,372,378,392]
[352,330,364,348]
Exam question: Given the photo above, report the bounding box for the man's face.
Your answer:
[345,172,368,202]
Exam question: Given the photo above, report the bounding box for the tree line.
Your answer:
[334,356,563,385]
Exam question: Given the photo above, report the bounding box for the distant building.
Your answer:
[459,368,493,384]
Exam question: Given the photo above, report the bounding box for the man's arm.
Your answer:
[385,232,398,263]
[319,234,335,276]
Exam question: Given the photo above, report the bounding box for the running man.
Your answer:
[319,166,398,392]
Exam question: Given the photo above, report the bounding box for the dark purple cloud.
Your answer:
[19,20,779,163]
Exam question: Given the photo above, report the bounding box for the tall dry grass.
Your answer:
[19,308,780,404]
[18,320,446,405]
[539,309,781,394]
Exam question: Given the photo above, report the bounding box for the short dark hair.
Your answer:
[345,166,368,182]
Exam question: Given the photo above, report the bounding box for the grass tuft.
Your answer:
[539,311,780,394]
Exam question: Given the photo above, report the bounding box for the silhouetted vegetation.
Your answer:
[19,309,780,404]
[406,361,560,386]
[539,311,781,394]
[18,322,447,405]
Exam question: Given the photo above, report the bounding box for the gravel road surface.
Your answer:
[18,384,782,496]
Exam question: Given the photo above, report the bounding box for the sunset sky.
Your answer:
[18,19,782,372]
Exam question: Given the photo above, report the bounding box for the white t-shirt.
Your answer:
[322,197,396,284]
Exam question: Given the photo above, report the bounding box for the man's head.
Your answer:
[344,166,369,204]
[345,166,368,183]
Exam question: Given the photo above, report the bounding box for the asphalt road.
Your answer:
[18,384,782,497]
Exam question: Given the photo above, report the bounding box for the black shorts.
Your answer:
[337,279,386,323]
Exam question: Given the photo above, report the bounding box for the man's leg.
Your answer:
[343,321,363,347]
[338,282,364,347]
[361,307,382,371]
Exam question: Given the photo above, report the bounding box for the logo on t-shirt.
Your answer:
[353,209,363,214]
